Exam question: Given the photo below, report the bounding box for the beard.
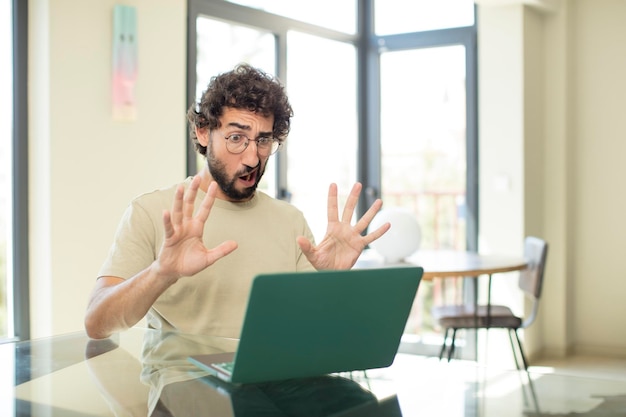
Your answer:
[206,138,266,201]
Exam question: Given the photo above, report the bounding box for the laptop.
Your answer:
[188,266,423,384]
[195,373,404,417]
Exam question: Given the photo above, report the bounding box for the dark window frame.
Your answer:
[12,0,30,341]
[185,0,477,246]
[196,0,481,359]
[186,0,359,200]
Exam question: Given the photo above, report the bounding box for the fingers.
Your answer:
[170,184,185,226]
[326,183,339,223]
[209,240,239,263]
[333,183,391,244]
[297,236,319,266]
[183,175,201,219]
[166,176,215,240]
[171,175,213,223]
[328,182,363,224]
[354,197,391,244]
[341,182,362,224]
[354,197,383,234]
[162,210,174,238]
[363,221,391,246]
[296,236,314,255]
[195,181,218,224]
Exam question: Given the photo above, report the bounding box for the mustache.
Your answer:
[235,163,260,177]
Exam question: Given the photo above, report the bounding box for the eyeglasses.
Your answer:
[220,132,281,156]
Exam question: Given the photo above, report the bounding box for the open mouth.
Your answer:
[238,168,258,186]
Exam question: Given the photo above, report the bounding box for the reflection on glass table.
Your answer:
[4,327,626,417]
[6,328,399,417]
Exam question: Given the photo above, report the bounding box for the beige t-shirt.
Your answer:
[98,177,316,338]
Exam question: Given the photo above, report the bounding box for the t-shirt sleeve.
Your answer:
[97,200,160,280]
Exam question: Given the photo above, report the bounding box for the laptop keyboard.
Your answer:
[214,361,235,374]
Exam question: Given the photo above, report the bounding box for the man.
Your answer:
[84,64,390,340]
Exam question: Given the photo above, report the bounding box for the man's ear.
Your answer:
[196,126,209,147]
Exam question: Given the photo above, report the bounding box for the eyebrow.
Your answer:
[226,122,273,137]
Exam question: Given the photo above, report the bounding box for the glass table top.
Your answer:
[2,327,625,416]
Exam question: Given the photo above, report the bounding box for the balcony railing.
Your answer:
[383,190,466,336]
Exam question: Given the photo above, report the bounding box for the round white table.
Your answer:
[356,249,528,280]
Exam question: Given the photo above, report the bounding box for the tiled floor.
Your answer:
[455,331,626,382]
[371,353,626,416]
[530,355,626,382]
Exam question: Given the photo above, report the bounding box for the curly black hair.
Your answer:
[187,64,293,156]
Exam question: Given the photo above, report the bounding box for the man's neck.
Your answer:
[197,168,214,194]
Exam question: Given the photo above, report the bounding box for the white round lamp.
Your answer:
[368,208,421,264]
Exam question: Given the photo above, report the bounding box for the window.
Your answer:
[3,0,28,342]
[380,45,474,350]
[188,0,477,357]
[285,32,357,242]
[0,0,13,340]
[194,17,275,103]
[226,0,357,34]
[375,0,474,35]
[374,1,477,356]
[380,45,468,251]
[192,15,277,193]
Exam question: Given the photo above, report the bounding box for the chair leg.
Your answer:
[507,329,523,371]
[439,327,450,361]
[513,329,529,370]
[510,330,539,410]
[447,328,458,362]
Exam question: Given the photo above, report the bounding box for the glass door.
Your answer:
[380,45,471,356]
[285,32,357,243]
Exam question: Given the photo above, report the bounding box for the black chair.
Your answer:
[432,236,548,370]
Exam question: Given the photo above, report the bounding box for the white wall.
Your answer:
[28,0,187,338]
[478,4,526,257]
[479,0,626,359]
[569,0,626,357]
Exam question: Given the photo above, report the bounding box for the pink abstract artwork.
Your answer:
[112,5,138,121]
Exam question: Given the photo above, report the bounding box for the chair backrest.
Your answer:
[518,236,549,299]
[518,236,548,329]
